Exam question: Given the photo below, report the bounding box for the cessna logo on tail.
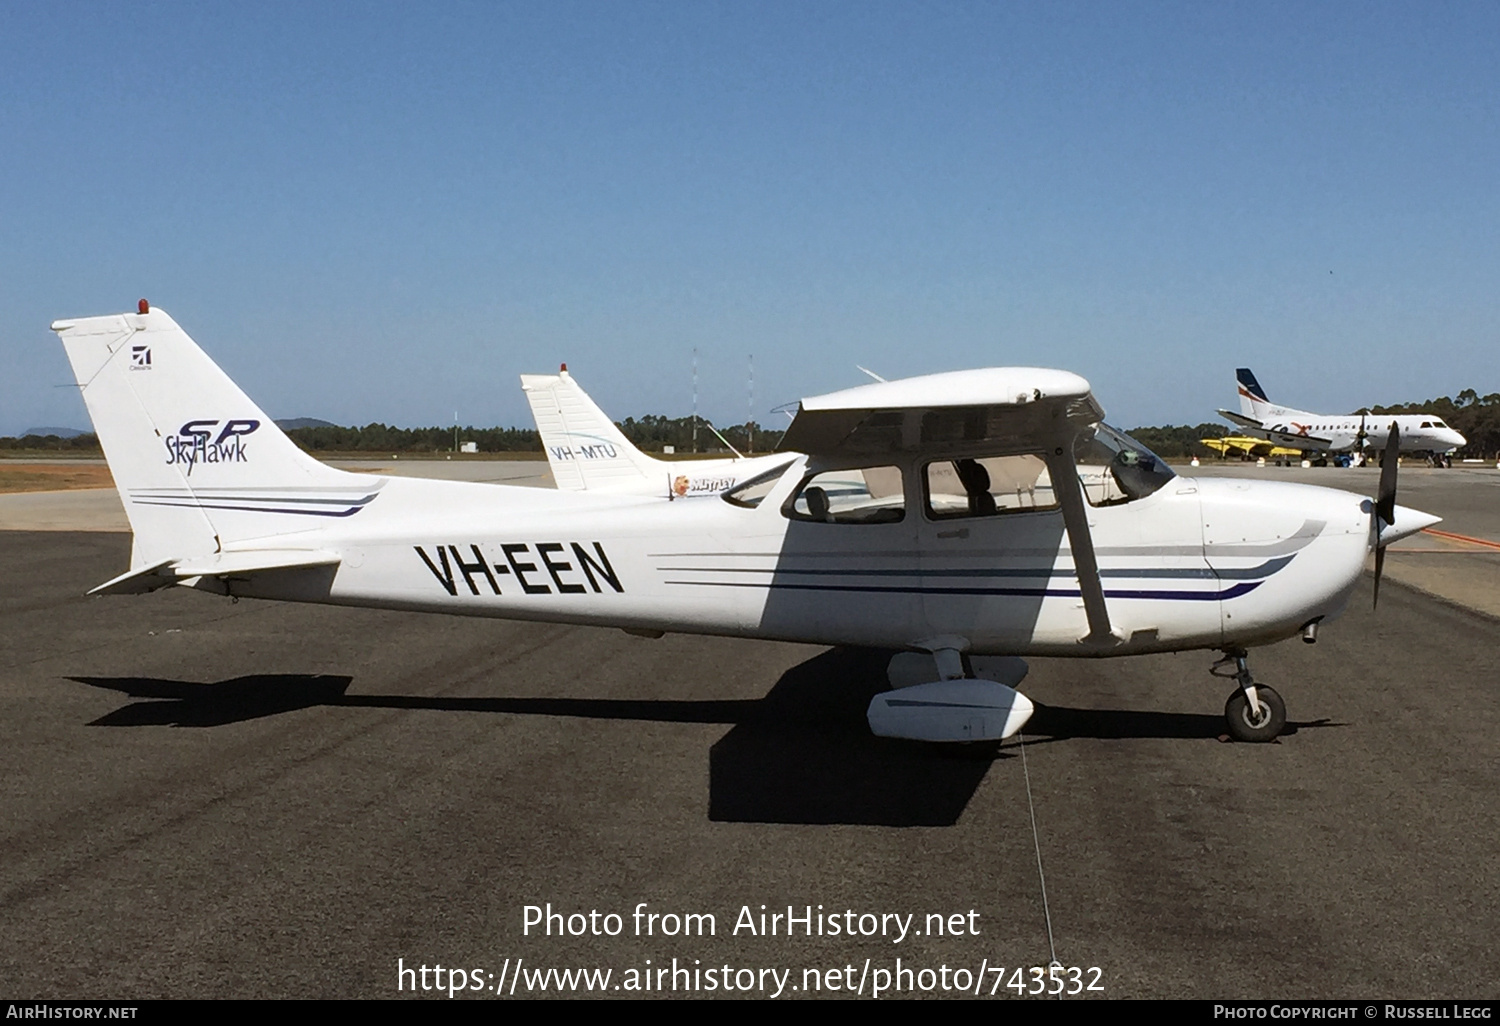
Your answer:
[164,419,260,470]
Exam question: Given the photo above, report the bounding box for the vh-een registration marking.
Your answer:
[416,542,624,597]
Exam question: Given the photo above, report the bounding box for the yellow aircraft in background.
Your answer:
[1200,436,1304,461]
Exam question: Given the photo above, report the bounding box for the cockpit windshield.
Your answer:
[1073,423,1174,505]
[722,460,797,508]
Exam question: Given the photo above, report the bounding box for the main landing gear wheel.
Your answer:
[1224,685,1286,743]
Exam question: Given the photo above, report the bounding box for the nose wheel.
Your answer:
[1212,649,1287,742]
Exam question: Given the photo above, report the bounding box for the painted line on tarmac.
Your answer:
[1419,527,1500,551]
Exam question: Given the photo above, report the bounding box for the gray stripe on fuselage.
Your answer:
[649,519,1325,561]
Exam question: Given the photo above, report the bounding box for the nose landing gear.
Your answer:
[1211,648,1287,742]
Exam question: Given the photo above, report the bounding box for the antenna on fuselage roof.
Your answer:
[699,418,744,460]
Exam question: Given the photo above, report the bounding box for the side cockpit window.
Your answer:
[924,454,1058,518]
[1074,424,1174,506]
[784,465,905,524]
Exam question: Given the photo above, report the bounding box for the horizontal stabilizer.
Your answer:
[1218,409,1262,430]
[172,550,342,578]
[88,560,179,596]
[89,550,341,595]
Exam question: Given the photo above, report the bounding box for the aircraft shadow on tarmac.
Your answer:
[68,651,1337,827]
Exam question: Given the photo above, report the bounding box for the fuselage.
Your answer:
[212,460,1376,658]
[1262,410,1465,454]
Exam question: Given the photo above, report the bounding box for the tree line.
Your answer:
[5,393,1496,459]
[0,416,786,455]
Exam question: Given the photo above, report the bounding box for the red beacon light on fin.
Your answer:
[560,363,567,372]
[138,299,150,314]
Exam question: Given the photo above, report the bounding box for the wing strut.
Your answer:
[1044,450,1115,645]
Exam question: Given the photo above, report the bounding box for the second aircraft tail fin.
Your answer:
[520,368,666,492]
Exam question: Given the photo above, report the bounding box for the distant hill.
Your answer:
[22,427,87,438]
[274,417,338,431]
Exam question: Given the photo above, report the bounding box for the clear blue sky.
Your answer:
[4,1,1497,436]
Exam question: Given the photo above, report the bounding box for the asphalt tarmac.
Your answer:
[1,521,1496,999]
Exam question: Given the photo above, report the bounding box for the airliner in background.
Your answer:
[1218,368,1466,462]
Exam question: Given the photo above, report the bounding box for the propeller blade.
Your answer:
[1377,425,1399,528]
[1373,424,1399,608]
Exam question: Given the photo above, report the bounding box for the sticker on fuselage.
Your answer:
[673,475,736,497]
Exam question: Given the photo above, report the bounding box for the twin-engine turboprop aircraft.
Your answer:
[1218,367,1467,458]
[520,366,787,497]
[55,305,1439,744]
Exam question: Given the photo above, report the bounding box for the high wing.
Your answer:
[781,368,1103,457]
[779,368,1116,644]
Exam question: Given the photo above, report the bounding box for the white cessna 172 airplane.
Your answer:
[1218,368,1467,459]
[55,304,1440,744]
[520,366,787,497]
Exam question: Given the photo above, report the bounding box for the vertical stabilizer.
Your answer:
[1236,368,1270,419]
[53,307,371,569]
[1235,367,1306,422]
[520,369,666,492]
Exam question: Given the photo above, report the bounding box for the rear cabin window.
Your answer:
[785,466,905,524]
[924,455,1058,519]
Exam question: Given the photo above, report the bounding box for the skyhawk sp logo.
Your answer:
[164,419,260,473]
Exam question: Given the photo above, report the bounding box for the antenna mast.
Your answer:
[691,348,699,454]
[747,354,754,455]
